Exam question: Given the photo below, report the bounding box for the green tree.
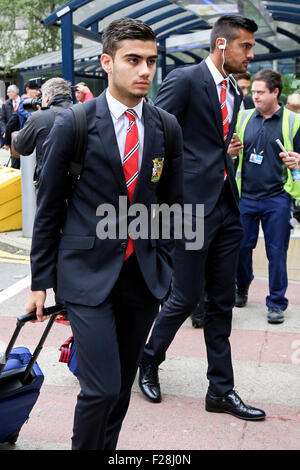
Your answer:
[0,0,60,71]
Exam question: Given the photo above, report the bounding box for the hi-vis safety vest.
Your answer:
[235,107,300,201]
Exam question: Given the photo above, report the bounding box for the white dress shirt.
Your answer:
[205,56,235,125]
[106,89,144,170]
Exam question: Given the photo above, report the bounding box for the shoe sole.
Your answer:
[268,319,285,324]
[205,406,266,421]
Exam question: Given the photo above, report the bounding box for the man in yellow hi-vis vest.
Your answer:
[229,69,300,324]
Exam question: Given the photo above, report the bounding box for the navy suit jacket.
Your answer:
[30,91,183,306]
[155,61,242,216]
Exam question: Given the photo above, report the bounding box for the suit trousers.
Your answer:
[236,192,291,310]
[66,253,160,450]
[143,188,243,396]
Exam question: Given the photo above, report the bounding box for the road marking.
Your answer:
[0,258,29,265]
[0,250,30,264]
[0,250,29,259]
[0,275,31,304]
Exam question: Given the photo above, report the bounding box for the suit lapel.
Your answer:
[95,92,127,194]
[201,62,224,142]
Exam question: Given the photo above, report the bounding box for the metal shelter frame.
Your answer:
[13,0,300,89]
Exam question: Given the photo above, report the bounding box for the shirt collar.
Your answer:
[106,88,143,120]
[255,104,283,119]
[205,55,228,87]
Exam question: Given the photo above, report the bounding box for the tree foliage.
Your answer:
[0,0,61,70]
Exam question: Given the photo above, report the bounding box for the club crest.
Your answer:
[151,157,164,182]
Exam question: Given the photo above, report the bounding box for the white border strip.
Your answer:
[0,275,31,304]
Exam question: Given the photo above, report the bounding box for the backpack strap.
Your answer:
[43,109,56,132]
[155,106,174,158]
[68,103,88,196]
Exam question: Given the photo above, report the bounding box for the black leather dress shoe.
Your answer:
[235,286,249,308]
[205,390,266,421]
[138,360,162,403]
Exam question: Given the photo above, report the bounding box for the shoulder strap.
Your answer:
[69,103,88,179]
[155,106,174,157]
[43,109,56,132]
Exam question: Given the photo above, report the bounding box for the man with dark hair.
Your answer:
[232,69,300,324]
[18,80,40,129]
[234,71,254,109]
[26,18,183,450]
[139,15,266,421]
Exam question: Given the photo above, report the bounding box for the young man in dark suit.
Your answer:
[26,18,183,450]
[139,15,266,421]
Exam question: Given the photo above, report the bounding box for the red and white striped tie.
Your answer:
[220,79,229,178]
[123,109,139,259]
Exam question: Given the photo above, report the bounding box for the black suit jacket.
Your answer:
[243,95,254,109]
[0,99,13,136]
[155,61,242,216]
[30,91,183,306]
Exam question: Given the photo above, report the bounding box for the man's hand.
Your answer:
[228,134,243,157]
[26,290,47,322]
[279,151,300,170]
[76,83,91,95]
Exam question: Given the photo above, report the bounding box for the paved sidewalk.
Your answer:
[0,231,299,451]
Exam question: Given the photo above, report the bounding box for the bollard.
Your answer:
[20,152,36,238]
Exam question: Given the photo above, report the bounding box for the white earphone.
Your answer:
[218,38,227,50]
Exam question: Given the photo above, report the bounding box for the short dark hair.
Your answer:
[234,71,251,82]
[210,15,258,52]
[102,18,156,58]
[253,69,283,97]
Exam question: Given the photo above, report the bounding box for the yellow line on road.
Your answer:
[0,250,30,262]
[0,257,30,265]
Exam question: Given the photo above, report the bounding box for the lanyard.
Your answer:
[251,114,280,155]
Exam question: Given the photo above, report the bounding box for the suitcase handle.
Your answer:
[0,304,66,377]
[17,304,65,324]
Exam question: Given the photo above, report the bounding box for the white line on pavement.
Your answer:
[0,274,31,304]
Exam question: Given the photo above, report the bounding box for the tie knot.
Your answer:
[125,109,136,122]
[221,79,228,88]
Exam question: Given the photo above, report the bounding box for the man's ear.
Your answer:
[274,87,280,100]
[101,53,113,74]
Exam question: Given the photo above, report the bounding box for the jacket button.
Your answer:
[121,241,127,249]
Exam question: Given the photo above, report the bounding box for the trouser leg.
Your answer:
[67,254,159,450]
[236,197,260,288]
[144,195,243,396]
[261,193,291,310]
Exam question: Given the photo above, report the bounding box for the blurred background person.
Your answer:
[286,93,300,113]
[75,82,94,103]
[0,84,20,147]
[14,77,73,184]
[234,71,254,109]
[18,80,41,129]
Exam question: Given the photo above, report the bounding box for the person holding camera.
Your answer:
[18,80,41,130]
[14,77,73,182]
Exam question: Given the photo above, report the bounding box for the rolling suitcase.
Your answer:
[0,304,65,444]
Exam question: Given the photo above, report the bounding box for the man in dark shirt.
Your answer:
[232,69,300,324]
